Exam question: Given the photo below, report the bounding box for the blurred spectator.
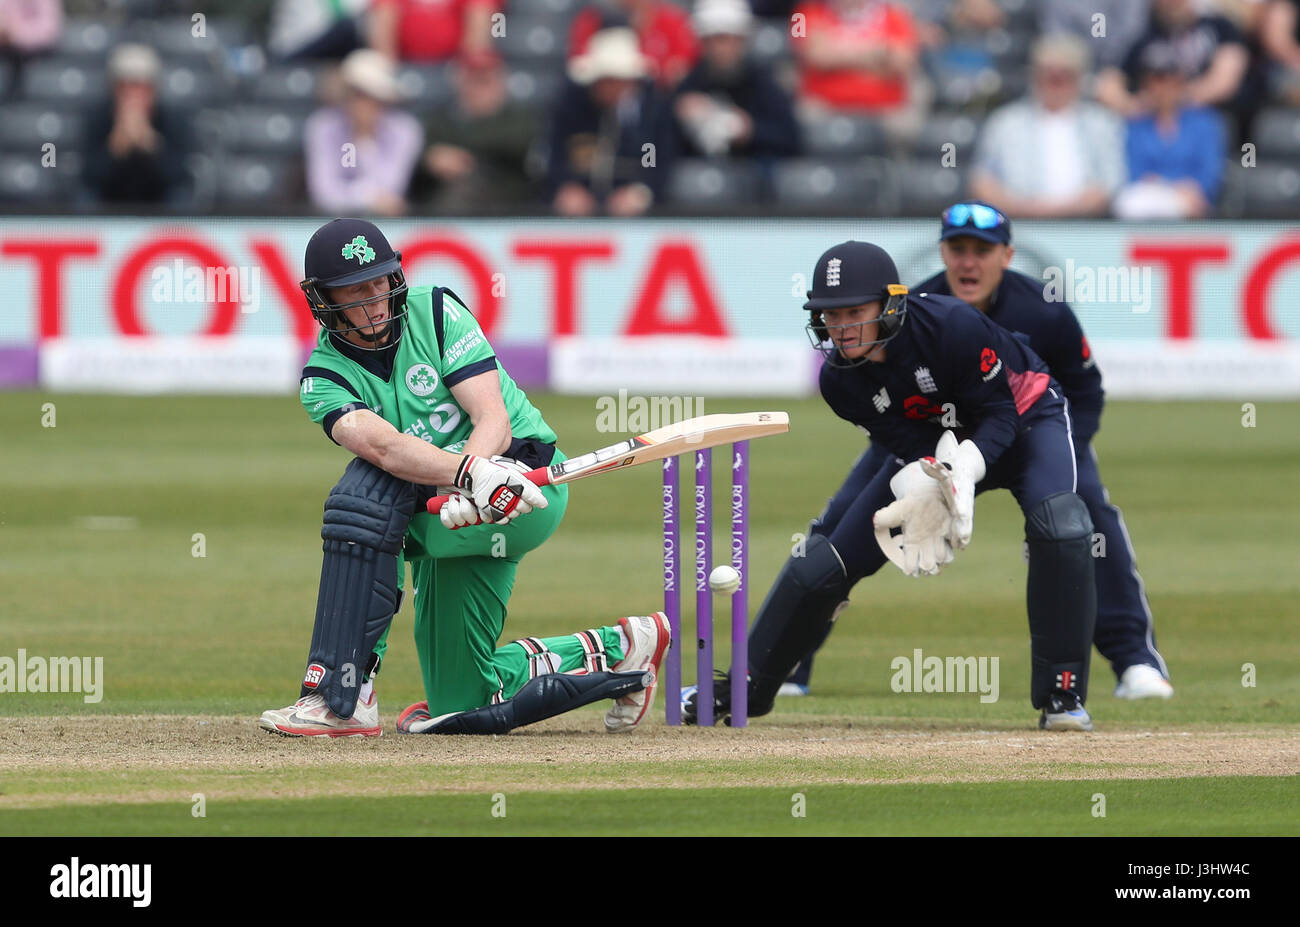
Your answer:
[1095,0,1249,119]
[547,27,677,216]
[569,0,699,87]
[911,0,1005,106]
[674,0,799,159]
[1039,0,1150,70]
[81,44,193,206]
[792,0,926,143]
[1113,43,1225,218]
[304,48,423,215]
[913,0,1003,48]
[370,0,494,63]
[1260,0,1300,103]
[268,0,367,61]
[1,0,62,94]
[970,34,1124,218]
[416,52,537,212]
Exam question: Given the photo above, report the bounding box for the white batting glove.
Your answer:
[438,491,480,530]
[454,454,548,525]
[873,461,955,577]
[920,430,986,549]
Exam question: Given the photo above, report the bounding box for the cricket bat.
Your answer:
[426,411,789,516]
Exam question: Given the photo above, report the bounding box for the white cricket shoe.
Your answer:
[259,690,382,737]
[778,682,810,697]
[1114,664,1174,700]
[605,612,672,733]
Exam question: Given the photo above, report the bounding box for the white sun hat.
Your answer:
[568,28,650,84]
[693,0,753,38]
[340,48,403,103]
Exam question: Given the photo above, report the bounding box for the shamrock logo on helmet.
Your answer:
[341,236,376,265]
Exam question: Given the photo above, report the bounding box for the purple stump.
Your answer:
[663,456,681,726]
[730,440,749,727]
[695,447,714,726]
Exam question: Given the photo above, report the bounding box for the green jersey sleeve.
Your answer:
[299,368,368,440]
[438,292,498,386]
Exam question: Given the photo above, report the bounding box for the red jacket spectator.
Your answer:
[569,0,699,87]
[794,0,919,111]
[371,0,496,62]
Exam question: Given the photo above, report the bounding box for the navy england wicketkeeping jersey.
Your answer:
[818,293,1061,466]
[915,268,1104,442]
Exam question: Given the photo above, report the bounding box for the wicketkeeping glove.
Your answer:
[873,460,955,577]
[446,454,548,528]
[919,430,986,549]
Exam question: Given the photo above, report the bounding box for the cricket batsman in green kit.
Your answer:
[259,218,671,736]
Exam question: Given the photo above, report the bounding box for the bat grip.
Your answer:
[425,466,552,517]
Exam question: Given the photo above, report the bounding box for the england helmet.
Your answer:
[803,240,908,367]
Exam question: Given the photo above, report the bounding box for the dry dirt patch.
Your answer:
[1,715,1296,808]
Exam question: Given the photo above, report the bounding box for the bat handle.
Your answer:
[425,466,552,518]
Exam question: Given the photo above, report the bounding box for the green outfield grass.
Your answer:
[1,393,1297,835]
[0,776,1293,837]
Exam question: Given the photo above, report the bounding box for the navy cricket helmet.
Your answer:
[300,218,409,348]
[803,240,908,367]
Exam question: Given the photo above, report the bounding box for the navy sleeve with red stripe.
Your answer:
[937,302,1050,468]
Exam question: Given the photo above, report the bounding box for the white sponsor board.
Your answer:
[1092,341,1300,398]
[4,217,1299,396]
[41,337,302,394]
[551,337,815,396]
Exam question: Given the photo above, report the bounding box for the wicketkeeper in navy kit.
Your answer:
[259,217,672,737]
[684,238,1099,730]
[783,202,1172,701]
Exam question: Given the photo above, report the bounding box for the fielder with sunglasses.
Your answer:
[685,237,1099,730]
[783,202,1172,701]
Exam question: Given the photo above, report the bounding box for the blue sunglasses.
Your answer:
[943,203,1006,229]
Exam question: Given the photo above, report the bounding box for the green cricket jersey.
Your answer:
[298,285,556,454]
[294,284,581,702]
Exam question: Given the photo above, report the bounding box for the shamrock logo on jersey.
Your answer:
[405,363,440,397]
[341,236,376,265]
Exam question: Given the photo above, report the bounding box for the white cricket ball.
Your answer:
[708,565,741,596]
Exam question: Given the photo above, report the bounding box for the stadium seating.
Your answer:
[1253,107,1300,159]
[248,64,329,105]
[772,157,897,214]
[1221,161,1300,219]
[667,158,764,208]
[894,160,966,216]
[506,68,564,107]
[0,105,83,150]
[799,113,888,158]
[4,5,1296,217]
[0,154,64,203]
[216,155,300,208]
[394,65,454,115]
[497,14,567,65]
[22,59,97,104]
